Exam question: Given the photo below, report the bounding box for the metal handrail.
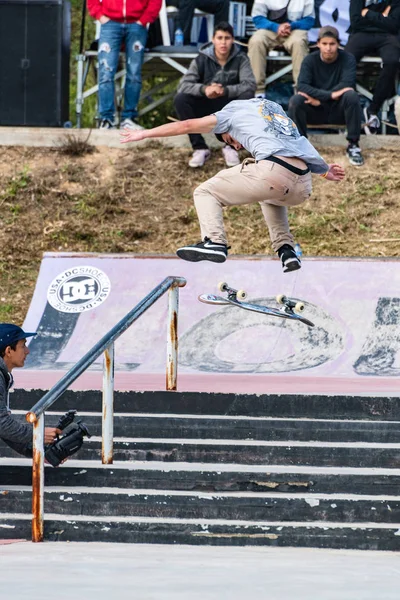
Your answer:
[25,275,186,542]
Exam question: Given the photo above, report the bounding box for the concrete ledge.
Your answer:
[0,126,399,149]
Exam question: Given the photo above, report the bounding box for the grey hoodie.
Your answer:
[0,356,33,457]
[177,42,256,99]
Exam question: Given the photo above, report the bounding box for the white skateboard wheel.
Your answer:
[218,281,228,292]
[237,290,247,300]
[295,301,305,312]
[276,294,286,304]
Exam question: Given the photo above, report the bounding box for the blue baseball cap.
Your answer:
[0,323,37,351]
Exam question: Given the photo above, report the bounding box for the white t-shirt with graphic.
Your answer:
[212,98,329,174]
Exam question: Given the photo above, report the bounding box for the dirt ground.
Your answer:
[1,143,400,323]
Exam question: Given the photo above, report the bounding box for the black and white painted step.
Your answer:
[2,487,400,524]
[1,513,400,551]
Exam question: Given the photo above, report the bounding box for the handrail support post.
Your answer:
[32,413,45,542]
[102,343,114,464]
[166,285,179,391]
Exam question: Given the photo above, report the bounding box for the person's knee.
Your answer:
[174,92,186,112]
[248,30,267,51]
[342,89,360,105]
[288,94,306,111]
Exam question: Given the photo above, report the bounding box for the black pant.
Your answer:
[345,32,400,113]
[288,90,362,143]
[171,0,230,44]
[174,91,252,149]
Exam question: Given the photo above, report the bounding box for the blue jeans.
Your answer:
[98,21,148,121]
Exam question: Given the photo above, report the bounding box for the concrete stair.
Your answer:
[1,390,400,550]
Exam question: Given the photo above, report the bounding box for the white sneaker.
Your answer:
[188,149,211,168]
[120,118,144,130]
[222,145,240,167]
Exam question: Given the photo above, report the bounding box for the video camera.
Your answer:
[45,409,91,467]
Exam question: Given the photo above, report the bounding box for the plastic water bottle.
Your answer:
[174,28,184,47]
[294,243,303,259]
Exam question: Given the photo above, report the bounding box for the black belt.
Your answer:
[262,156,310,176]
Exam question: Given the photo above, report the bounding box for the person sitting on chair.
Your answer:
[248,0,315,97]
[288,26,364,167]
[174,21,256,168]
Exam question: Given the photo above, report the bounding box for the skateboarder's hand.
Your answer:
[120,129,146,144]
[324,163,345,181]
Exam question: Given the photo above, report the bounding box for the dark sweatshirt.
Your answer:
[349,0,400,35]
[0,357,33,457]
[297,49,357,103]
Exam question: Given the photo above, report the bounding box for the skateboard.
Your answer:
[198,282,315,327]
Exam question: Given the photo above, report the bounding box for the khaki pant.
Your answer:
[193,159,312,252]
[248,29,309,95]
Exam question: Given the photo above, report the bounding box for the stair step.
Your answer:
[2,438,396,468]
[12,412,400,443]
[2,459,400,495]
[11,390,400,420]
[1,514,400,550]
[2,487,400,523]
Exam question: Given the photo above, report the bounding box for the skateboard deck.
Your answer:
[199,282,314,327]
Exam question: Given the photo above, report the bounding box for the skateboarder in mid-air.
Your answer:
[121,98,345,273]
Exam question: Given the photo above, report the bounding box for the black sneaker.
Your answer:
[99,119,115,130]
[176,237,228,263]
[363,107,380,135]
[278,244,301,273]
[346,143,364,167]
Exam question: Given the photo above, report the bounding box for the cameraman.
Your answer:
[0,323,61,458]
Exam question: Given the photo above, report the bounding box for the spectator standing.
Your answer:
[87,0,162,129]
[174,22,256,168]
[248,0,315,97]
[0,324,61,458]
[345,0,400,134]
[167,0,230,45]
[288,26,364,167]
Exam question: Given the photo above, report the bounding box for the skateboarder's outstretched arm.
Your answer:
[120,115,218,144]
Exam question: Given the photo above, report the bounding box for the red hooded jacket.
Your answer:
[87,0,162,26]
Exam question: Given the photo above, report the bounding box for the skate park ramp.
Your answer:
[16,252,400,396]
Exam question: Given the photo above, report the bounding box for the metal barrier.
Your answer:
[25,275,186,542]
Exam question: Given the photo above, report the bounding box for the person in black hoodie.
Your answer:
[288,26,364,167]
[0,324,60,458]
[174,21,256,168]
[345,0,400,133]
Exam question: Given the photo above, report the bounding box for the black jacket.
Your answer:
[349,0,400,34]
[0,357,33,458]
[176,42,256,98]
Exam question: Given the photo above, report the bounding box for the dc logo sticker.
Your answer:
[47,266,111,313]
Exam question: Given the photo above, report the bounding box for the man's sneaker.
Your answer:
[363,107,380,135]
[346,143,364,166]
[99,119,115,129]
[176,237,228,263]
[222,145,240,167]
[188,149,211,168]
[278,244,301,273]
[120,118,144,130]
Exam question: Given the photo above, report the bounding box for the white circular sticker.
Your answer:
[47,266,111,313]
